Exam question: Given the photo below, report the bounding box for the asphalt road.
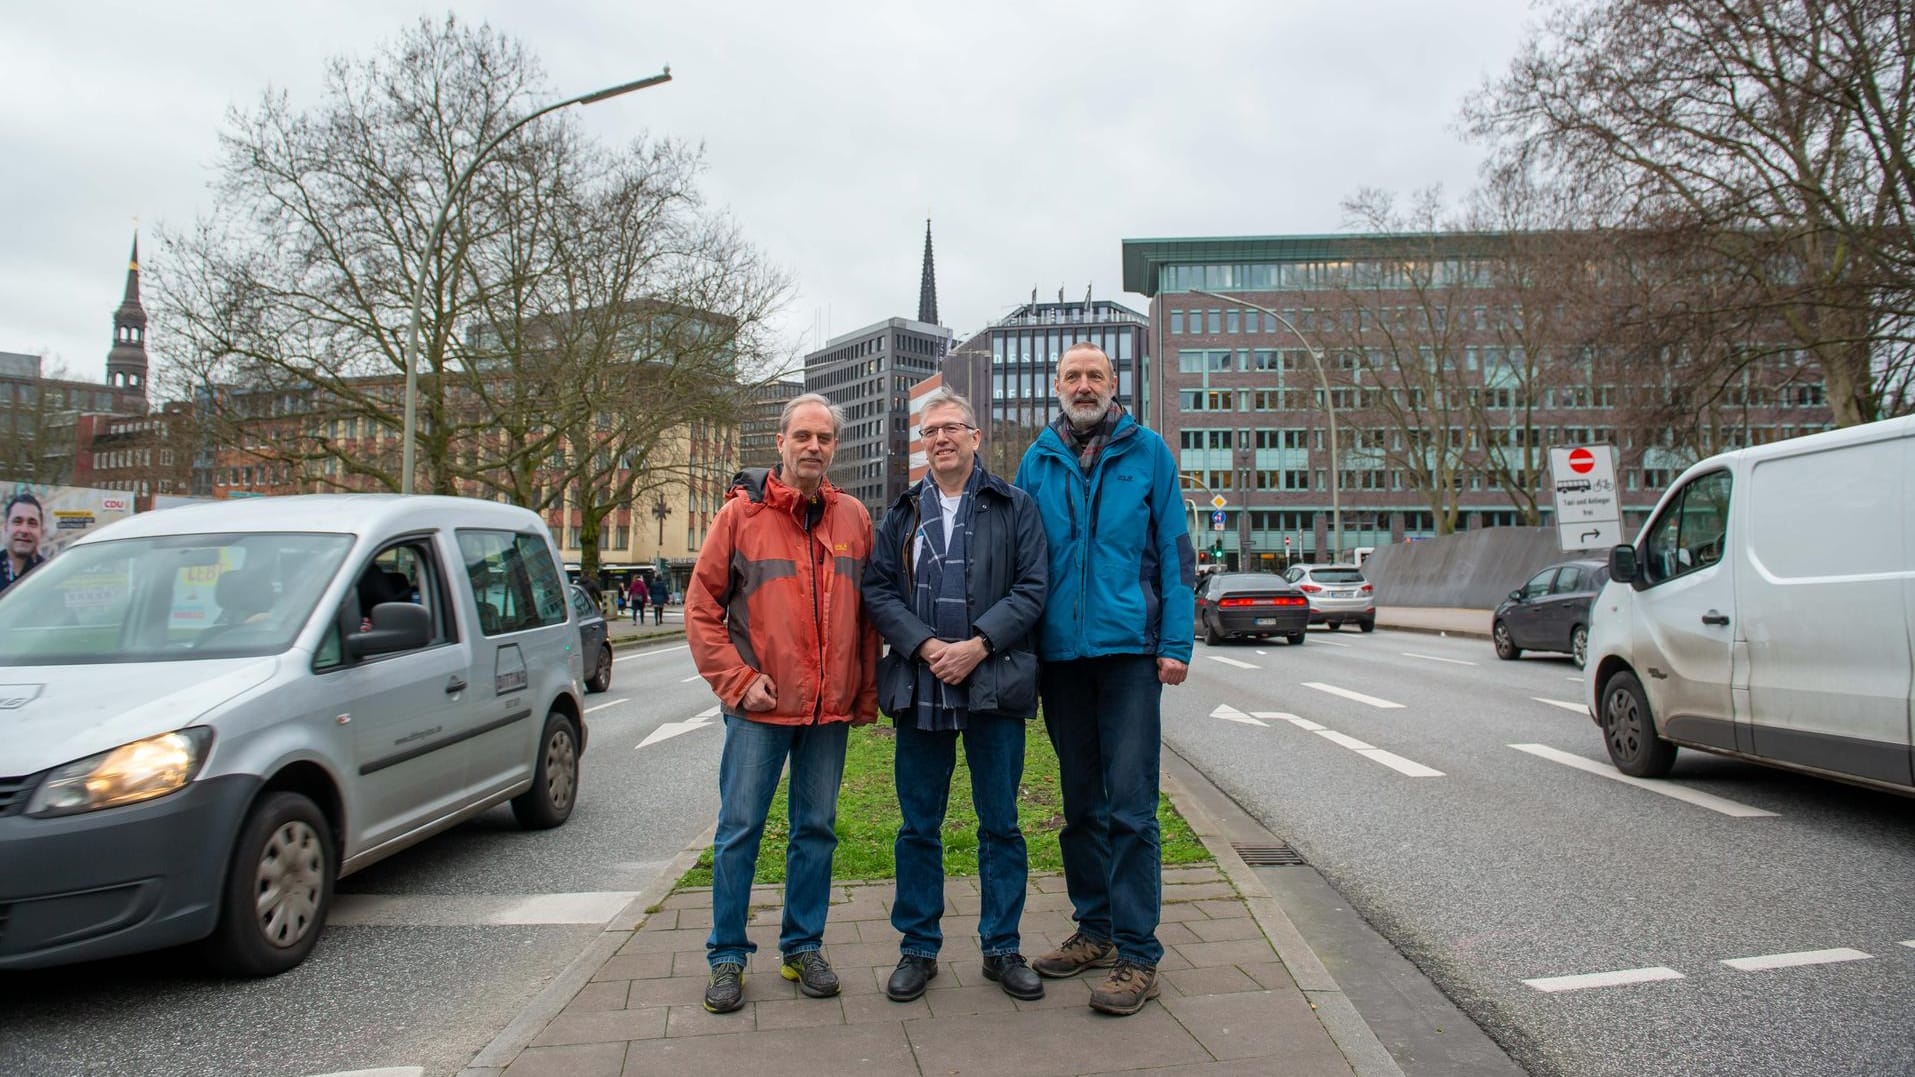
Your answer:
[1166,625,1915,1077]
[0,640,723,1077]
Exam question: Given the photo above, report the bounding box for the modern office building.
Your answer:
[802,222,952,514]
[944,296,1150,477]
[738,376,804,469]
[1121,233,1836,568]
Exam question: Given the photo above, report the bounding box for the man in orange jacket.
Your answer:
[687,393,879,1014]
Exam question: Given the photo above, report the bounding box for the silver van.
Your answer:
[0,495,587,974]
[1586,415,1914,794]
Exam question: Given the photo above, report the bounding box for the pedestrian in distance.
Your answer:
[1014,341,1195,1016]
[649,573,669,624]
[861,390,1049,1004]
[628,577,646,625]
[685,392,879,1015]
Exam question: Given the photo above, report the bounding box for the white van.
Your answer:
[1585,414,1914,794]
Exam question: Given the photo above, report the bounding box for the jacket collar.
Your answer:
[1035,409,1140,462]
[890,462,1013,513]
[729,465,838,519]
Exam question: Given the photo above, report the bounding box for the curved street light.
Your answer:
[399,69,673,494]
[1191,289,1343,563]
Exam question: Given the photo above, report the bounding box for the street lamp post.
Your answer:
[1192,289,1343,563]
[399,69,673,495]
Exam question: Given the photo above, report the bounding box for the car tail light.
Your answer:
[1360,584,1373,593]
[1218,596,1308,608]
[1298,583,1322,593]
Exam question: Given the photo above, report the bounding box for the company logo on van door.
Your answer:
[0,684,45,709]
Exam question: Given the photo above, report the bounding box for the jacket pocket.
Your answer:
[877,649,915,719]
[975,649,1039,718]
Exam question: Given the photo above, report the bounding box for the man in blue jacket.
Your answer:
[863,390,1049,1004]
[1014,342,1195,1016]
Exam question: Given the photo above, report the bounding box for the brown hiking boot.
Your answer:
[1032,930,1116,979]
[1088,959,1160,1015]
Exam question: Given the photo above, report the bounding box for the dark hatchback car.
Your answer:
[1196,572,1311,645]
[1492,559,1610,668]
[569,583,613,692]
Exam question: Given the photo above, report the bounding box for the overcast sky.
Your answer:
[0,1,1535,392]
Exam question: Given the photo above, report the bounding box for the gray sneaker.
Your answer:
[703,962,745,1013]
[1033,930,1117,979]
[781,950,842,998]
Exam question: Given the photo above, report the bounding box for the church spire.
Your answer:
[917,218,939,326]
[106,231,149,402]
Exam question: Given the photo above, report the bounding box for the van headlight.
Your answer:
[26,728,214,818]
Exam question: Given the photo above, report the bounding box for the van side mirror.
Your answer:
[347,601,431,658]
[1608,545,1638,585]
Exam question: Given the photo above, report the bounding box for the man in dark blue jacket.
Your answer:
[863,389,1049,1004]
[1014,342,1195,1016]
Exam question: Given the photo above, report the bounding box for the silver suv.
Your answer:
[0,495,586,975]
[1282,563,1376,632]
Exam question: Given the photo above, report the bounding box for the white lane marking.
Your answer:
[1209,704,1268,727]
[304,1068,427,1077]
[1358,748,1445,778]
[1509,743,1779,818]
[1524,966,1685,993]
[637,705,722,749]
[1901,940,1915,949]
[1255,649,1268,655]
[1533,697,1591,714]
[584,698,630,714]
[1312,638,1352,647]
[1205,655,1261,669]
[680,674,704,682]
[1402,652,1477,666]
[1721,948,1872,972]
[1253,711,1325,731]
[615,643,689,663]
[1566,675,1586,683]
[329,891,640,928]
[1302,682,1404,709]
[1316,730,1376,752]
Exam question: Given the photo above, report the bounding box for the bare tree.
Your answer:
[1465,0,1915,426]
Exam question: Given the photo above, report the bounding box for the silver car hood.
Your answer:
[0,657,279,776]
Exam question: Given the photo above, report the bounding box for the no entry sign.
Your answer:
[1567,447,1596,474]
[1547,444,1621,550]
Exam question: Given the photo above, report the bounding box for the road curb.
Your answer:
[1376,621,1492,642]
[458,825,715,1075]
[1161,747,1406,1077]
[609,629,687,651]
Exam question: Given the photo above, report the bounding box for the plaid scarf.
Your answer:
[1053,401,1123,472]
[910,464,983,732]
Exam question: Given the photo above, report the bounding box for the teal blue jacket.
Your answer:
[1014,412,1195,663]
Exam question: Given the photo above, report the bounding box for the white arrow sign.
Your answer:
[637,705,720,749]
[1209,704,1268,727]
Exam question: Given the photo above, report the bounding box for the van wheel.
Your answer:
[1601,671,1676,777]
[1287,632,1305,645]
[1570,625,1589,669]
[1493,622,1521,660]
[1204,618,1222,646]
[513,710,580,829]
[204,792,334,977]
[586,643,613,693]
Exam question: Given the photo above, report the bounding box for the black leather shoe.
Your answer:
[885,955,938,1001]
[982,953,1045,1000]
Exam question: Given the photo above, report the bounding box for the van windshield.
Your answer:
[0,532,353,665]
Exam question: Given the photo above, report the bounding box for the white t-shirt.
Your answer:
[912,489,964,573]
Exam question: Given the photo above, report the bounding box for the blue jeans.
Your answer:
[892,714,1028,959]
[707,715,850,967]
[1039,655,1164,966]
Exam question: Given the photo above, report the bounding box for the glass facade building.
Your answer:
[803,317,950,517]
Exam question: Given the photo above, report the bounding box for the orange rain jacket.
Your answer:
[687,466,879,726]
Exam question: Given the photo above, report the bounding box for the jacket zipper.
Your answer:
[807,505,824,723]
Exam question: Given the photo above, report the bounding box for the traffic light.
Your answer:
[1211,540,1225,562]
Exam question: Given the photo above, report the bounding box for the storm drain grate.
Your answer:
[1232,841,1307,866]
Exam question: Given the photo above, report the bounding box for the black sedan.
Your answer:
[569,583,613,692]
[1196,572,1311,645]
[1492,559,1609,668]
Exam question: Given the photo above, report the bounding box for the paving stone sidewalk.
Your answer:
[488,867,1356,1076]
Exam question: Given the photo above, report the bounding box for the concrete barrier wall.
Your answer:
[1362,528,1608,609]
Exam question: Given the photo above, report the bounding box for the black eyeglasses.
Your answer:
[920,422,977,439]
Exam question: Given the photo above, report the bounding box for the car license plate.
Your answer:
[1254,617,1275,626]
[1333,590,1355,598]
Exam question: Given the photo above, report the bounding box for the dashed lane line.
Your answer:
[1402,652,1477,666]
[1311,638,1353,647]
[1566,675,1585,683]
[584,697,629,714]
[1523,966,1685,993]
[615,644,689,663]
[1209,704,1269,726]
[680,674,703,682]
[1302,681,1405,709]
[1508,743,1779,818]
[1205,655,1261,670]
[1254,711,1443,777]
[1533,697,1590,714]
[1721,948,1872,972]
[1253,711,1325,731]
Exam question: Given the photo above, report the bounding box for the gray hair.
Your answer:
[916,389,976,428]
[779,392,846,435]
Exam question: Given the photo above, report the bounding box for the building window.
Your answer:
[1169,310,1184,335]
[1207,309,1222,334]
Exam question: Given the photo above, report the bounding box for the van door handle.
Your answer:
[1700,610,1730,626]
[445,676,467,694]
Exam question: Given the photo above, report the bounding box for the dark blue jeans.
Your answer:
[707,715,849,967]
[892,714,1028,959]
[1039,655,1164,966]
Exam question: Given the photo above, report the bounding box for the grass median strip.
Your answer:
[675,718,1211,888]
